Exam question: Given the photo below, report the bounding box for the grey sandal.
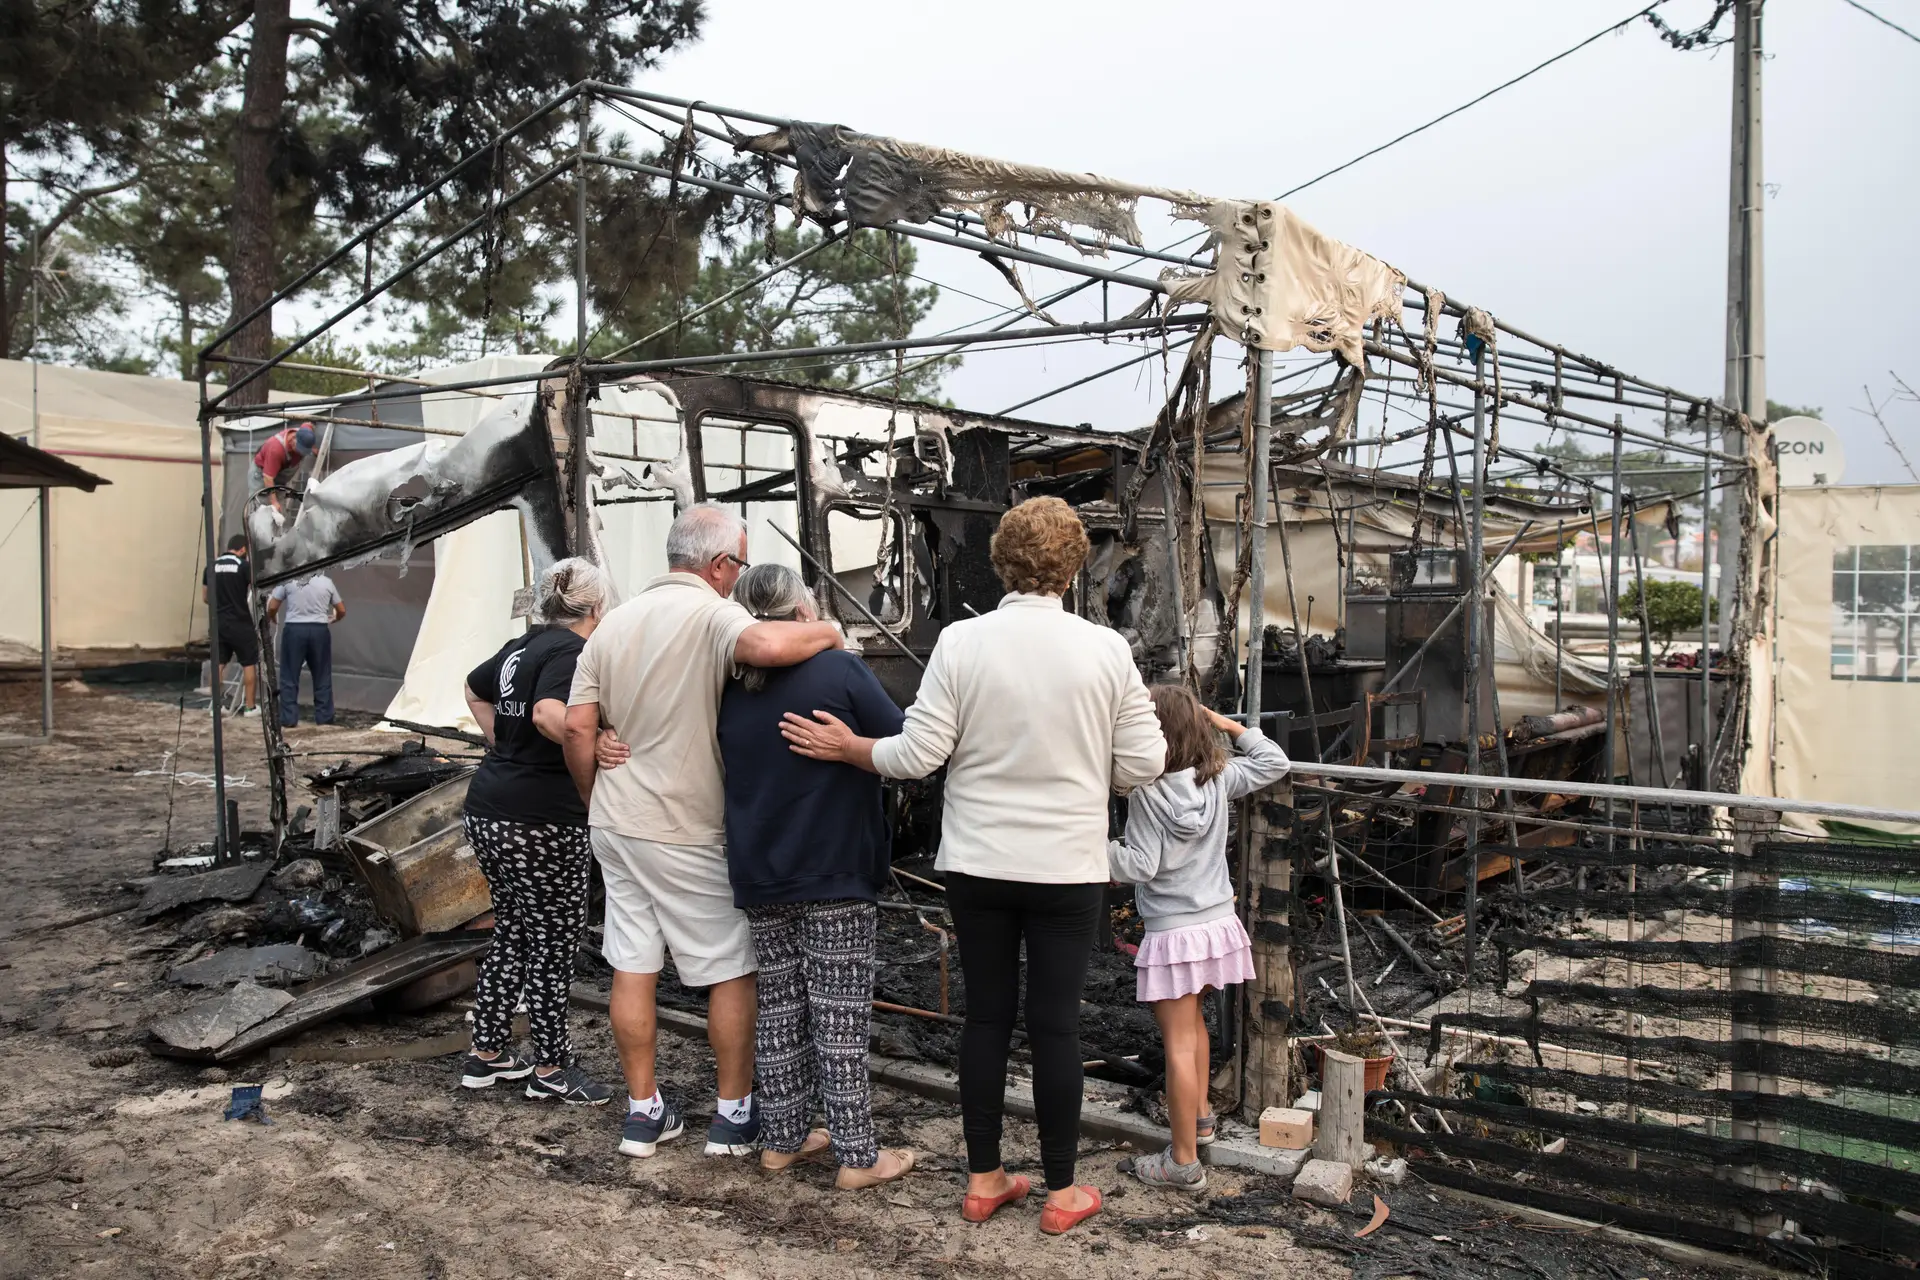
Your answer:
[1123,1146,1207,1192]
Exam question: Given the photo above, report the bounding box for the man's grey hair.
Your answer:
[666,502,747,570]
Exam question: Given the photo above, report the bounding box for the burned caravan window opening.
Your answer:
[693,413,805,570]
[587,405,683,466]
[825,504,914,630]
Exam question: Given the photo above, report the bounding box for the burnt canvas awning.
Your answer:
[0,432,109,491]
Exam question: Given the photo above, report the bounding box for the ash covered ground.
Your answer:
[0,681,1752,1280]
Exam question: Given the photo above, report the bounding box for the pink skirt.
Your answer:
[1134,914,1255,1003]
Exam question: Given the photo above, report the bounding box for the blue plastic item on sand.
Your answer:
[223,1084,273,1124]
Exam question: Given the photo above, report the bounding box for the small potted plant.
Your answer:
[1321,1024,1395,1092]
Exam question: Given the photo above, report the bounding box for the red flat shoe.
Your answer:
[961,1174,1031,1223]
[1039,1186,1103,1235]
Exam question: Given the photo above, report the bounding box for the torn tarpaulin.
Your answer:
[784,122,854,216]
[150,981,293,1053]
[1163,200,1404,361]
[743,123,1208,246]
[248,394,567,588]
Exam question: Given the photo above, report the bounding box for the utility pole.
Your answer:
[1719,9,1780,1234]
[1716,0,1765,655]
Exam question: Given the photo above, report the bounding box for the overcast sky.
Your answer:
[635,0,1919,483]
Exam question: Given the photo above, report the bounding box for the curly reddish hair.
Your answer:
[989,496,1090,596]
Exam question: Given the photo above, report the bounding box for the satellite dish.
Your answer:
[1769,416,1845,487]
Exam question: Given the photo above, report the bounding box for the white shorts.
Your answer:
[591,830,756,987]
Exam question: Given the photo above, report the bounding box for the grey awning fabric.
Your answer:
[742,122,1208,246]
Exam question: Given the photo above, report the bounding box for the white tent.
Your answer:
[1771,483,1920,832]
[0,360,211,658]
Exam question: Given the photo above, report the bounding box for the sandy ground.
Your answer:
[0,684,1344,1280]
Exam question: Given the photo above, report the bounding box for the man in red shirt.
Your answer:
[250,423,316,510]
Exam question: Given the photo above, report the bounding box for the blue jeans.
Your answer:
[279,622,333,726]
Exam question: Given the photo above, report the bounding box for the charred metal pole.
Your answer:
[1158,455,1190,675]
[568,94,596,558]
[1701,413,1716,787]
[1605,399,1626,802]
[1554,518,1565,708]
[1244,349,1272,724]
[767,523,926,673]
[1442,426,1521,879]
[30,236,52,741]
[602,232,843,362]
[1628,493,1672,794]
[1462,349,1486,983]
[575,91,590,358]
[197,387,230,863]
[227,314,1207,420]
[999,334,1196,417]
[1294,761,1920,824]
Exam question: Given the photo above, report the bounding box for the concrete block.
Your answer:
[1292,1158,1354,1207]
[1294,1089,1321,1112]
[1259,1106,1315,1150]
[1206,1138,1311,1181]
[1365,1155,1408,1186]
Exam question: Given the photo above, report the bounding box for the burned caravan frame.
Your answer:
[191,80,1763,908]
[227,363,1228,857]
[228,358,1618,898]
[595,370,1222,706]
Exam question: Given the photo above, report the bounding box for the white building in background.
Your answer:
[1496,534,1721,660]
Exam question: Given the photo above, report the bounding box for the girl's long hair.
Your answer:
[1148,684,1226,784]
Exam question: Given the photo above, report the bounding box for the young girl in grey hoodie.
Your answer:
[1108,684,1290,1191]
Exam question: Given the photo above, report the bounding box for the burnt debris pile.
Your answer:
[141,740,490,1062]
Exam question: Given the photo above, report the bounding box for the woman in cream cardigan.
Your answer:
[782,496,1166,1235]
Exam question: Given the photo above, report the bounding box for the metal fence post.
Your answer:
[1728,803,1782,1236]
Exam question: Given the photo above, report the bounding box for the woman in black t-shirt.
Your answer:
[456,557,615,1106]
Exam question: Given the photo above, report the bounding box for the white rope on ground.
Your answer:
[136,749,256,790]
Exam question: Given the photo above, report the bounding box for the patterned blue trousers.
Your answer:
[746,899,879,1168]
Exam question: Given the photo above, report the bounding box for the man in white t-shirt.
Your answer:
[267,572,345,727]
[563,503,841,1160]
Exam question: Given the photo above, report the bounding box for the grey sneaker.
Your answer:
[525,1064,614,1106]
[704,1097,760,1156]
[619,1099,685,1158]
[1123,1146,1207,1192]
[459,1052,534,1089]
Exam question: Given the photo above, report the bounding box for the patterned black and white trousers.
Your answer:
[746,899,879,1168]
[463,814,592,1068]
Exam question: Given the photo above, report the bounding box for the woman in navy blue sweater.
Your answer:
[717,563,916,1189]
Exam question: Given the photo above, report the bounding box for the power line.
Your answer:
[1839,0,1920,43]
[1130,1,1680,267]
[1274,2,1670,202]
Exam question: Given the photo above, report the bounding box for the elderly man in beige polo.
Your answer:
[562,502,842,1161]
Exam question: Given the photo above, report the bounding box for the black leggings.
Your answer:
[945,871,1103,1192]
